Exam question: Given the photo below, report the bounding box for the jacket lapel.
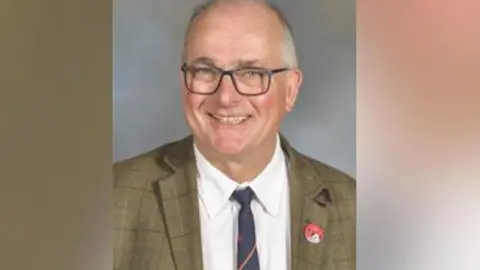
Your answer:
[152,136,203,270]
[280,135,332,270]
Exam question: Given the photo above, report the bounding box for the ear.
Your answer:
[285,68,303,112]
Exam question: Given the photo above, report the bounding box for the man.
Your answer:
[114,0,356,269]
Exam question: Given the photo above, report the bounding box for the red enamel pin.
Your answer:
[304,222,324,244]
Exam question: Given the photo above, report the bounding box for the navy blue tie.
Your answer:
[232,187,260,270]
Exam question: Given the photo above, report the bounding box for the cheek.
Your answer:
[184,93,206,112]
[252,91,286,115]
[260,98,277,110]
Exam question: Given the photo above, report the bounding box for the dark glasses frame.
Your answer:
[181,63,290,96]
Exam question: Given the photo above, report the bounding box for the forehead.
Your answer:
[184,3,284,66]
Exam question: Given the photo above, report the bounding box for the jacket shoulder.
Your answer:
[298,152,356,202]
[113,138,187,190]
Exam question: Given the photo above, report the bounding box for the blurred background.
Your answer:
[113,0,356,177]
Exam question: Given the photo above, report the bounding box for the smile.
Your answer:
[208,113,251,124]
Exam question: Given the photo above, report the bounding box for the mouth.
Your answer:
[208,113,252,125]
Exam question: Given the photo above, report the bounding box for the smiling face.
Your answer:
[181,2,302,158]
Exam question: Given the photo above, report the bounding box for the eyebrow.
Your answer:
[236,59,261,67]
[188,57,262,68]
[189,56,215,66]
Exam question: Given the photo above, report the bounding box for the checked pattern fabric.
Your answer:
[232,187,260,270]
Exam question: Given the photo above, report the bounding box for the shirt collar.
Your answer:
[194,134,287,220]
[249,134,287,217]
[194,144,238,220]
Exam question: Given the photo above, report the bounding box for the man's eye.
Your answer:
[246,71,260,76]
[194,68,215,75]
[240,70,264,77]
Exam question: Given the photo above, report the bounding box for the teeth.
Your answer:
[211,114,249,124]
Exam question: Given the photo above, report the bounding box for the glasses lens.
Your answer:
[185,67,220,94]
[234,68,270,95]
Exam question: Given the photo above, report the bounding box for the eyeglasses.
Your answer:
[181,63,290,96]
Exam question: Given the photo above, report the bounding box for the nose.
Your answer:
[215,74,242,106]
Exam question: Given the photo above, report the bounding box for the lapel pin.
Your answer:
[304,222,325,244]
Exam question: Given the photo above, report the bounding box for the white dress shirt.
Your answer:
[194,135,290,270]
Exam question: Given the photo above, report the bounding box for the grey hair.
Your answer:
[182,0,298,68]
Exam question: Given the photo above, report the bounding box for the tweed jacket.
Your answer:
[114,134,356,270]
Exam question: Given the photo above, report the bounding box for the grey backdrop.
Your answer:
[113,0,356,177]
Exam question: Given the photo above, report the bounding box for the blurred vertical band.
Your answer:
[0,0,112,269]
[358,0,480,269]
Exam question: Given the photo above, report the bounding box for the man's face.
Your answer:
[181,3,302,157]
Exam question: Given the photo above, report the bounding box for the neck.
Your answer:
[195,135,278,183]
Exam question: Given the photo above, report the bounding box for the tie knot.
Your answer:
[232,187,255,207]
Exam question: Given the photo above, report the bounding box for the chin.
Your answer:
[214,146,245,156]
[209,136,249,156]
